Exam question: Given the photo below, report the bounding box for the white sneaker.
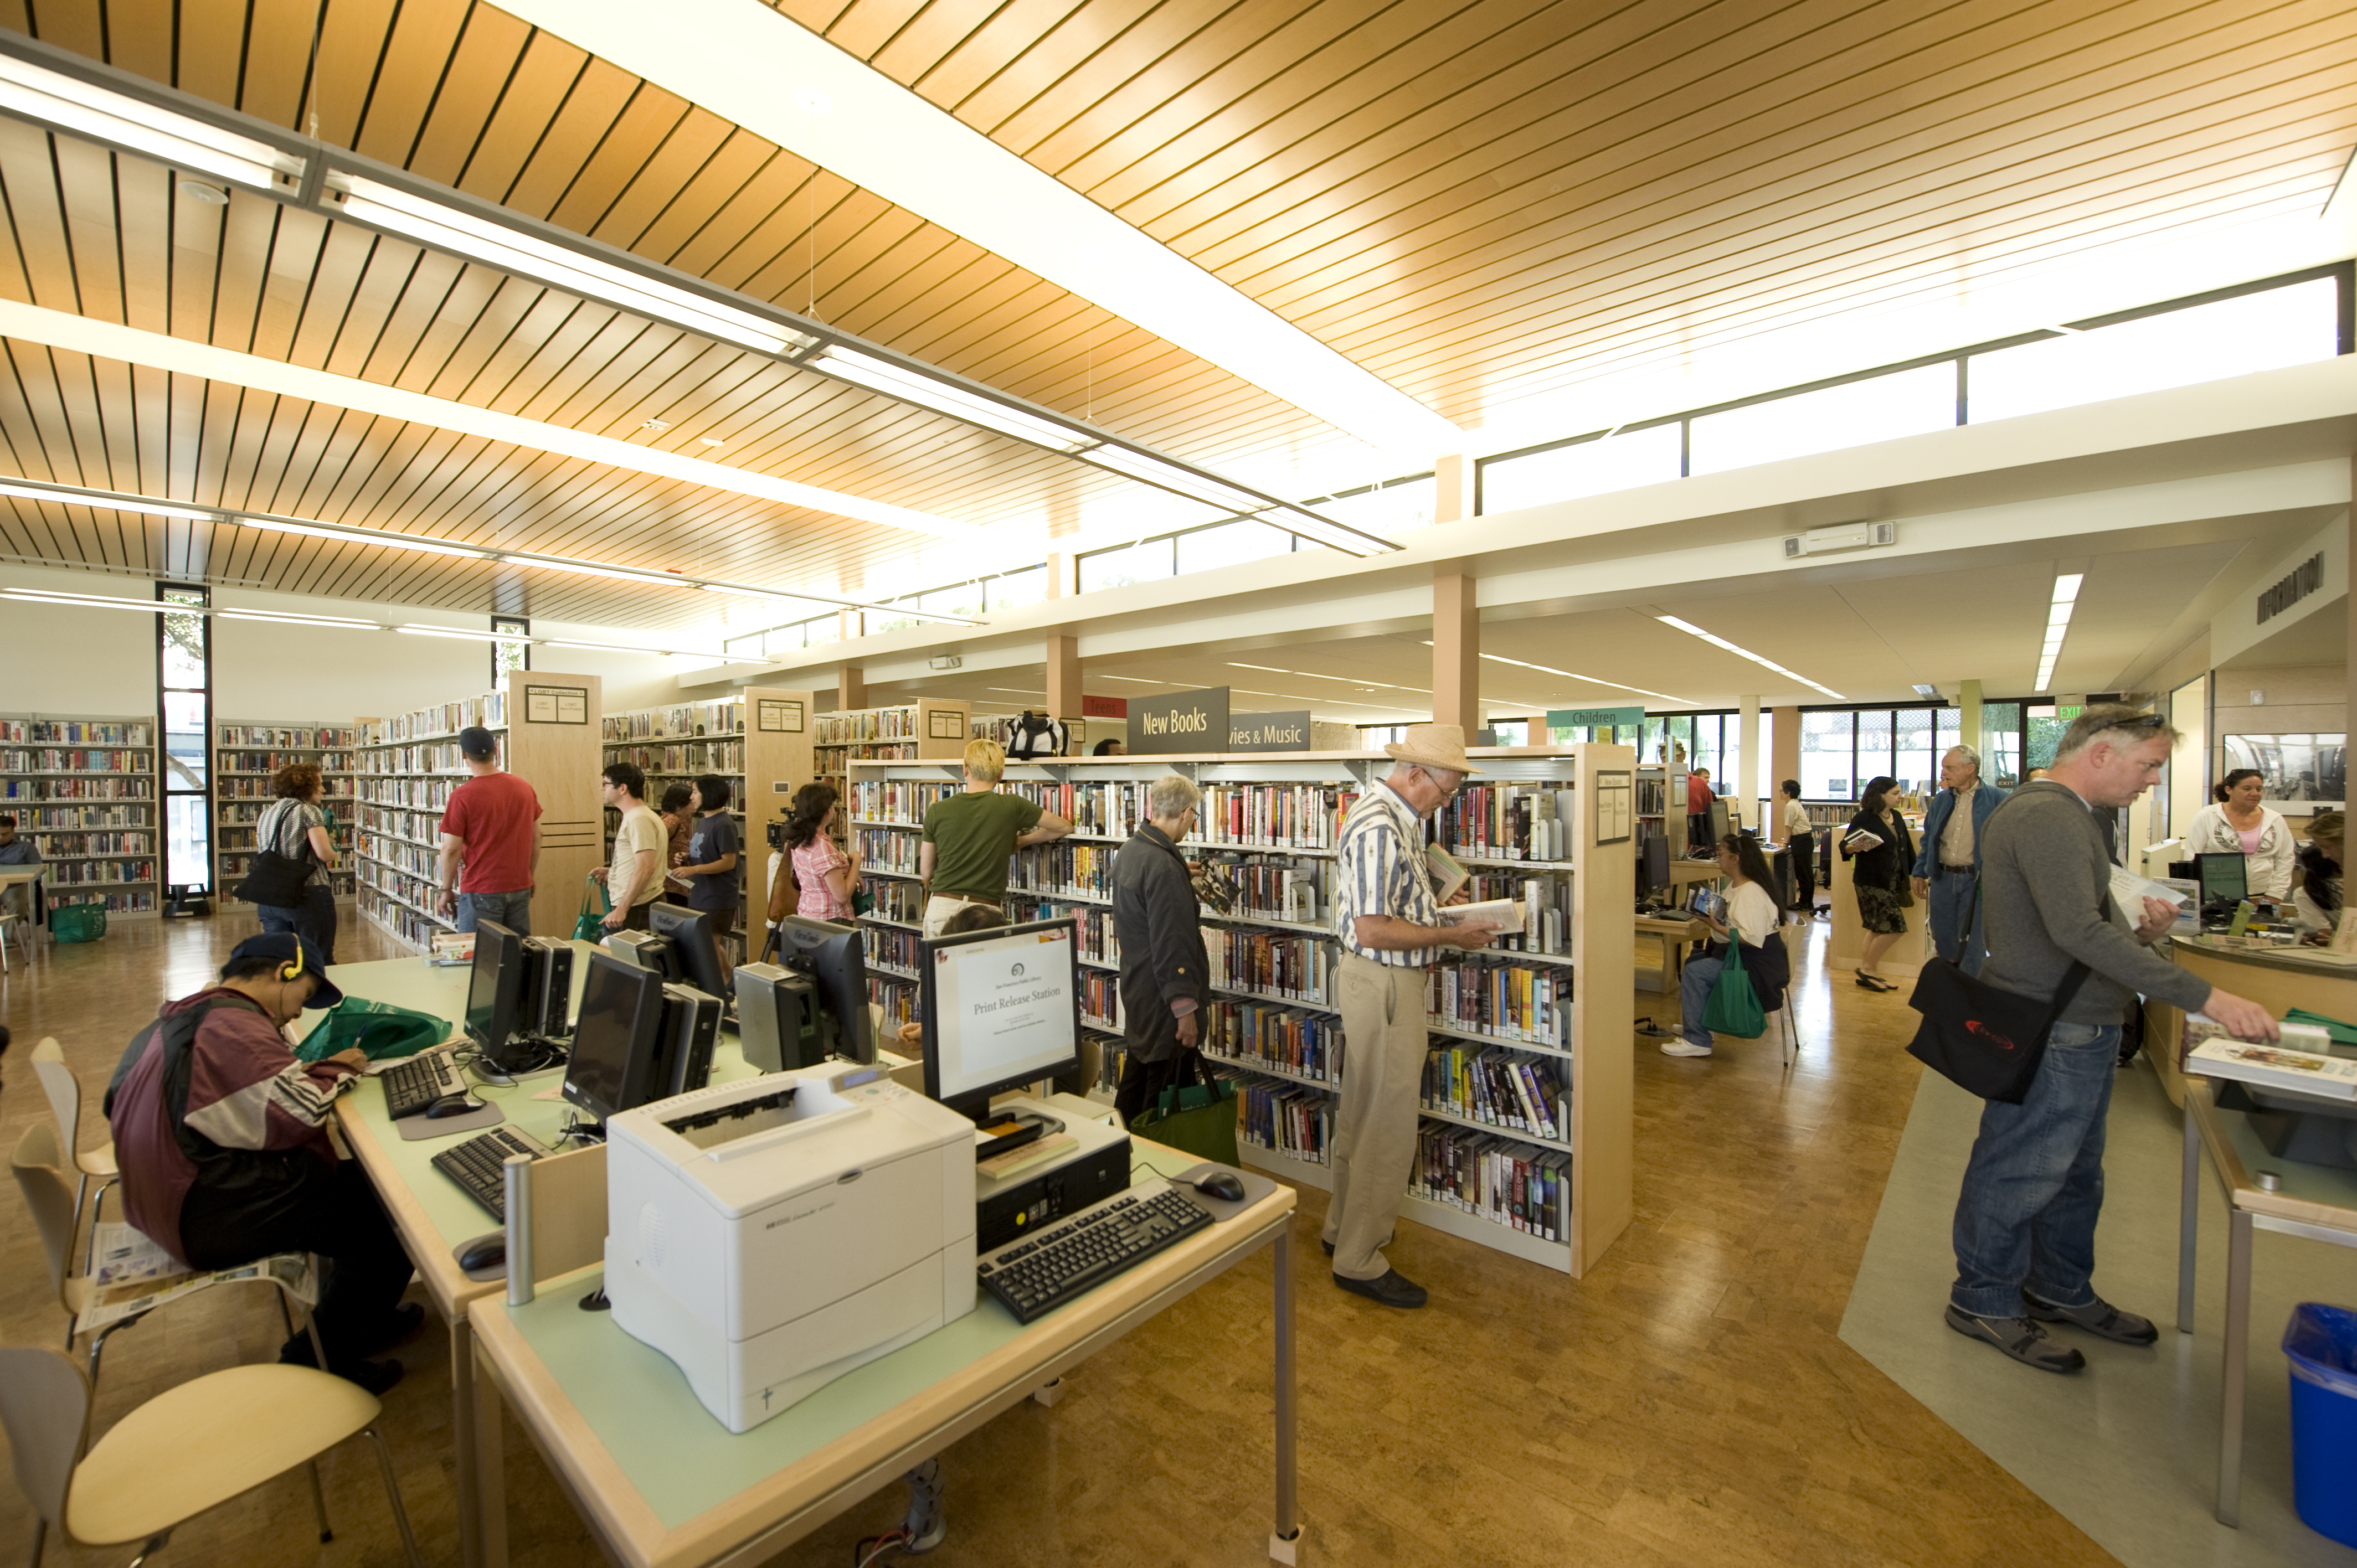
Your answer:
[1659,1039,1713,1057]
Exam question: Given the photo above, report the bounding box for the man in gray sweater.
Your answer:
[1948,705,2277,1374]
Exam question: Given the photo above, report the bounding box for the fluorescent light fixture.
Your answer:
[1260,503,1398,557]
[328,174,811,357]
[804,344,1093,452]
[217,608,378,629]
[1457,648,1697,708]
[1079,443,1276,517]
[1654,616,1846,700]
[1226,661,1429,694]
[501,555,682,587]
[240,517,488,559]
[2034,572,2085,692]
[1100,675,1176,684]
[398,624,533,643]
[0,479,215,522]
[0,51,298,192]
[0,588,161,612]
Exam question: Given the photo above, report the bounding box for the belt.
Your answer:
[933,891,1000,905]
[1939,863,1974,875]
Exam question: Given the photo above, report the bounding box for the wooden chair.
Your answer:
[0,1345,423,1568]
[29,1038,119,1267]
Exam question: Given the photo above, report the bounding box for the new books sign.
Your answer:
[1128,686,1229,754]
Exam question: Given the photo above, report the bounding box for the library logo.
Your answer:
[1964,1019,2020,1053]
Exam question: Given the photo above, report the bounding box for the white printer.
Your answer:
[603,1061,978,1432]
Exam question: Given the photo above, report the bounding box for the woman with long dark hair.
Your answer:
[1662,833,1788,1058]
[1842,776,1913,991]
[782,782,862,921]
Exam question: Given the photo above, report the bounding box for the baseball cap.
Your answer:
[457,725,497,760]
[223,933,345,1008]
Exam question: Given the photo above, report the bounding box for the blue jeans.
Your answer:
[1948,1020,2121,1317]
[258,883,338,967]
[1927,870,1985,973]
[455,888,532,936]
[1679,950,1724,1048]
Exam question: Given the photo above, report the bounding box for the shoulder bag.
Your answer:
[1903,866,2111,1105]
[1701,925,1767,1038]
[233,800,314,909]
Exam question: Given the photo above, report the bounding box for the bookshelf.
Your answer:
[599,685,815,955]
[352,674,603,955]
[0,714,159,918]
[845,744,1637,1276]
[815,700,970,794]
[212,722,361,901]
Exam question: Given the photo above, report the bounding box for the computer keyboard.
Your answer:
[429,1126,547,1221]
[378,1049,470,1120]
[975,1177,1214,1324]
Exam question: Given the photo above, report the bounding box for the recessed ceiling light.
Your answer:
[698,436,727,448]
[177,180,229,205]
[1653,617,1846,700]
[641,418,670,432]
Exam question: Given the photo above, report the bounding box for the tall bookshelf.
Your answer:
[599,685,815,955]
[846,744,1638,1277]
[0,714,159,918]
[815,700,970,794]
[213,723,360,901]
[352,674,603,955]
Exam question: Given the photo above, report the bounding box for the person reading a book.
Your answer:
[2185,768,2296,904]
[1841,777,1915,992]
[1944,705,2277,1376]
[2295,810,2343,942]
[1661,835,1789,1059]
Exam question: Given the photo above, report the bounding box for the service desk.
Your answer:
[2140,936,2357,1107]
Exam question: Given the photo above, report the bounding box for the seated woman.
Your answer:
[2296,809,2344,942]
[2185,768,2296,905]
[1661,834,1790,1059]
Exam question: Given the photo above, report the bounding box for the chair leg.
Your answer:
[306,1458,333,1543]
[81,1177,117,1276]
[364,1427,426,1568]
[121,1533,170,1568]
[27,1516,43,1568]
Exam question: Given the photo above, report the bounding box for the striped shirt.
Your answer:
[1334,780,1442,967]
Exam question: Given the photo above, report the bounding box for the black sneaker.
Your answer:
[2021,1288,2158,1345]
[1944,1306,2083,1373]
[1335,1269,1428,1309]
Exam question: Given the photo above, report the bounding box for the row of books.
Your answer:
[358,835,440,878]
[1095,1036,1129,1098]
[1202,998,1342,1082]
[864,878,927,925]
[1197,783,1356,849]
[1426,958,1574,1047]
[221,798,357,826]
[39,859,156,885]
[358,777,460,811]
[0,720,150,745]
[49,888,158,914]
[1222,1075,1332,1165]
[600,700,743,742]
[362,693,503,745]
[999,895,1120,965]
[1433,784,1579,863]
[1457,871,1573,956]
[0,777,153,801]
[853,828,922,875]
[814,743,925,772]
[358,888,449,949]
[1077,971,1124,1030]
[354,862,449,920]
[867,974,919,1032]
[215,725,360,748]
[1414,1123,1571,1241]
[358,740,498,776]
[216,776,355,801]
[601,740,744,772]
[1207,930,1330,1004]
[1,749,153,772]
[356,803,442,842]
[1006,842,1116,901]
[1210,857,1324,924]
[219,854,357,896]
[848,780,958,826]
[7,803,151,828]
[215,751,357,774]
[28,832,151,855]
[1007,778,1151,838]
[864,925,922,974]
[816,709,925,742]
[1422,1044,1567,1141]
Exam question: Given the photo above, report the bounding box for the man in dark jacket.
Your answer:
[110,932,418,1391]
[1110,773,1211,1124]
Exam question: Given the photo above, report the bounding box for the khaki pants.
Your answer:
[1323,951,1430,1281]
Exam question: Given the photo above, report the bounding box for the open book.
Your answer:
[1425,843,1470,902]
[1442,898,1524,932]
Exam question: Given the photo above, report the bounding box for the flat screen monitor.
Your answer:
[649,904,729,1009]
[1707,797,1731,848]
[2195,852,2250,906]
[561,950,673,1125]
[1644,834,1670,895]
[919,917,1082,1119]
[463,921,527,1062]
[774,915,873,1064]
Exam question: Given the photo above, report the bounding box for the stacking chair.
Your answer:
[1773,998,1803,1069]
[30,1038,120,1266]
[0,1345,423,1568]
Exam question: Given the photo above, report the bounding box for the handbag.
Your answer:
[571,872,611,941]
[1903,873,2108,1104]
[1127,1050,1241,1167]
[1701,925,1767,1038]
[233,800,314,909]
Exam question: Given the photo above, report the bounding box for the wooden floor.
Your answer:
[0,910,2128,1568]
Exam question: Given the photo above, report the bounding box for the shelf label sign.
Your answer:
[1548,706,1643,730]
[1129,687,1229,755]
[1229,709,1310,752]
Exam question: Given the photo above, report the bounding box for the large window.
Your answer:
[157,585,210,891]
[492,616,529,686]
[1687,362,1957,476]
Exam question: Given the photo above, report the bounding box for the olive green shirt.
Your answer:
[920,790,1042,902]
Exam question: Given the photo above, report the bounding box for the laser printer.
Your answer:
[603,1060,978,1432]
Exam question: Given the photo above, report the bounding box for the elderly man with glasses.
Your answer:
[1911,744,2006,972]
[1323,725,1502,1309]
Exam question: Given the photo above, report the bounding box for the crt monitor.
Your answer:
[649,903,729,1008]
[919,916,1082,1120]
[2195,852,2250,907]
[561,950,673,1125]
[774,915,873,1064]
[463,920,527,1064]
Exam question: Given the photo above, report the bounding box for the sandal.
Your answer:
[1855,971,1895,992]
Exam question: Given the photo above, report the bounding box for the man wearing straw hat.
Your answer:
[1325,723,1502,1308]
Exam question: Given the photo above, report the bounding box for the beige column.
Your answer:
[1434,454,1474,524]
[836,664,866,710]
[1957,679,1983,764]
[1432,571,1479,734]
[837,608,860,643]
[2348,459,2356,733]
[1736,695,1759,826]
[1525,717,1546,746]
[1045,634,1082,725]
[1046,552,1075,599]
[1771,704,1800,793]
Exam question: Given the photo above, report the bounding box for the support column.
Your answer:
[1737,695,1759,826]
[1434,454,1474,524]
[2347,460,2356,732]
[1958,679,1984,764]
[1046,552,1075,599]
[836,664,866,711]
[1432,570,1479,734]
[1771,705,1800,795]
[1045,634,1082,729]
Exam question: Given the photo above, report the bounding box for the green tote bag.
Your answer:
[1127,1050,1242,1167]
[572,873,611,942]
[1701,926,1767,1039]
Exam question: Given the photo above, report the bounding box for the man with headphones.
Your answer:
[110,933,419,1394]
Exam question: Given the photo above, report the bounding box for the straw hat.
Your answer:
[1383,723,1481,776]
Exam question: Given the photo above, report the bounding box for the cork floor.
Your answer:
[0,910,2138,1568]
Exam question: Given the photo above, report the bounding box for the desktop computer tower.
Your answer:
[521,937,574,1038]
[660,984,723,1099]
[609,930,681,982]
[734,962,822,1073]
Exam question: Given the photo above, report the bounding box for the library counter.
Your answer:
[2142,935,2357,1106]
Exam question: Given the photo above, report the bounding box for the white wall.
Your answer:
[0,586,155,715]
[209,614,487,723]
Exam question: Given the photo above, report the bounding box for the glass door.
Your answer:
[157,585,211,891]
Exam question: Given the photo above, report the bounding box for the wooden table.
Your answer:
[1633,912,1706,996]
[2175,1075,2357,1526]
[468,1139,1300,1568]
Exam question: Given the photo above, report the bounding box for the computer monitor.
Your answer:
[1645,834,1670,895]
[463,920,527,1064]
[561,950,673,1125]
[649,904,729,1009]
[773,915,873,1064]
[919,917,1083,1121]
[2195,852,2250,907]
[1707,797,1731,847]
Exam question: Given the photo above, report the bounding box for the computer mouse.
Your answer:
[1192,1171,1246,1203]
[457,1235,506,1272]
[425,1095,480,1120]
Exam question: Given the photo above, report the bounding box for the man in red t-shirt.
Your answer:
[436,726,543,934]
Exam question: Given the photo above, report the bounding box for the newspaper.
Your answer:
[78,1221,317,1335]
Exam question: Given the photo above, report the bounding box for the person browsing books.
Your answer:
[434,725,542,934]
[1660,835,1789,1059]
[1944,705,2277,1375]
[1323,725,1501,1311]
[1840,777,1913,992]
[1109,773,1212,1123]
[2184,768,2296,903]
[778,782,863,922]
[1910,745,2006,973]
[917,738,1072,938]
[251,762,340,963]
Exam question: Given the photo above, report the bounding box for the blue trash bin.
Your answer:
[2284,1303,2357,1548]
